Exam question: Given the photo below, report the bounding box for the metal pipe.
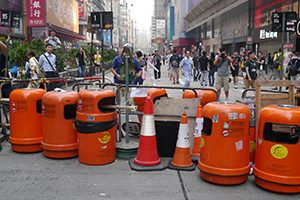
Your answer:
[100,105,137,111]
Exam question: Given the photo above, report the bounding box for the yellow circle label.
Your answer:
[270,144,288,159]
[98,132,111,144]
[200,138,205,148]
[72,123,76,131]
[249,141,256,152]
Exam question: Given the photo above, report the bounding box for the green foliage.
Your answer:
[0,36,118,72]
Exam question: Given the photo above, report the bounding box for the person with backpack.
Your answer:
[272,48,285,81]
[213,47,233,101]
[169,49,180,84]
[287,51,300,80]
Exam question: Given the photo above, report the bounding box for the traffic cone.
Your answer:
[168,112,196,171]
[191,105,203,162]
[129,96,166,171]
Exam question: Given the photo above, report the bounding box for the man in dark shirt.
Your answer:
[245,51,258,94]
[231,51,241,89]
[76,47,87,77]
[199,51,210,87]
[0,41,12,98]
[152,50,162,81]
[192,52,200,81]
[169,49,180,84]
[257,51,267,80]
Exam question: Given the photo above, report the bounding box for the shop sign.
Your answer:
[27,0,45,27]
[259,30,278,39]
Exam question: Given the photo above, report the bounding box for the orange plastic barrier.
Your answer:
[9,89,46,152]
[133,88,168,123]
[182,90,217,107]
[236,97,256,163]
[41,91,78,158]
[75,90,117,165]
[253,105,300,193]
[198,102,251,185]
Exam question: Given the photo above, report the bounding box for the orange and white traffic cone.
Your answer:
[129,96,166,171]
[168,112,196,171]
[191,105,203,162]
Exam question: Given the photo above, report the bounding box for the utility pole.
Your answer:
[111,0,113,50]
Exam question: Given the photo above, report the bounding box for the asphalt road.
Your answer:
[0,64,299,199]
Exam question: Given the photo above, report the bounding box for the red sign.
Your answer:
[222,130,230,137]
[246,36,253,43]
[284,44,294,49]
[27,0,45,27]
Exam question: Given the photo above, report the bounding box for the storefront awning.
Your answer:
[49,26,87,40]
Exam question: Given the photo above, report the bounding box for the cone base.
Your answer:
[129,159,167,171]
[168,161,196,171]
[255,177,300,194]
[200,170,248,185]
[191,155,200,163]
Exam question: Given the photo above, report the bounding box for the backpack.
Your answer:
[217,57,230,68]
[289,59,299,76]
[270,53,282,69]
[171,55,179,68]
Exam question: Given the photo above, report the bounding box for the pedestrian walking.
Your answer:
[44,30,61,49]
[166,50,172,79]
[39,43,57,91]
[169,49,180,84]
[231,51,241,89]
[192,52,200,81]
[287,51,300,80]
[257,51,267,80]
[244,51,258,96]
[76,47,87,77]
[199,51,210,87]
[94,51,101,76]
[179,51,193,89]
[209,52,217,86]
[271,48,285,89]
[152,50,162,81]
[213,47,233,101]
[134,50,146,85]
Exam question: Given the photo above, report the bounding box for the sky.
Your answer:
[126,0,154,33]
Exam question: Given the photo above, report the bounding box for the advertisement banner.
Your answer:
[46,0,79,33]
[32,27,48,39]
[156,19,165,39]
[77,0,85,18]
[27,0,46,27]
[113,28,119,47]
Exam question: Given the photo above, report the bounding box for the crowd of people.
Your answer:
[142,47,299,100]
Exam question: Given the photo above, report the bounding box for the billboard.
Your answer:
[27,0,46,27]
[77,0,85,18]
[156,19,165,39]
[46,0,79,33]
[112,28,119,47]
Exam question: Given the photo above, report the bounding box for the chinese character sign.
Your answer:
[27,0,45,27]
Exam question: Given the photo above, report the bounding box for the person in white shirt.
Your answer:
[44,30,61,49]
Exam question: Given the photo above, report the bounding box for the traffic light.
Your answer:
[102,12,113,29]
